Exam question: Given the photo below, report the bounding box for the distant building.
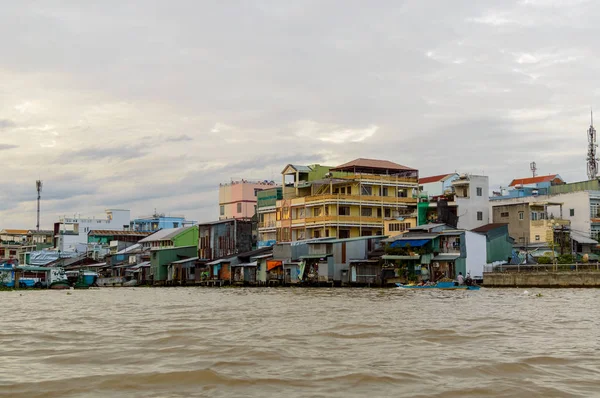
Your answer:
[54,209,131,253]
[257,187,282,248]
[275,158,420,242]
[130,213,196,232]
[219,179,277,221]
[0,229,28,244]
[419,173,459,197]
[417,174,490,231]
[138,226,199,282]
[198,219,254,260]
[492,174,565,199]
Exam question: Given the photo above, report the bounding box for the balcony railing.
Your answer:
[336,175,418,184]
[305,216,384,225]
[258,221,277,229]
[305,194,417,205]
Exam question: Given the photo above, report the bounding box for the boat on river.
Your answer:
[396,281,480,290]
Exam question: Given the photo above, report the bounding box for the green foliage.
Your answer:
[558,254,576,264]
[537,256,552,264]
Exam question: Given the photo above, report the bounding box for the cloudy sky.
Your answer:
[1,0,599,228]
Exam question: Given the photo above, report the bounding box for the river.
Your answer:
[1,287,599,397]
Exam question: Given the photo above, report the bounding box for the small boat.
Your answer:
[396,281,480,290]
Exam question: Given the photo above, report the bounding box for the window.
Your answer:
[570,209,575,217]
[500,212,509,218]
[377,208,382,218]
[339,206,350,216]
[385,208,391,218]
[535,235,540,241]
[299,208,305,218]
[347,186,352,195]
[518,211,524,220]
[339,229,351,239]
[531,212,538,221]
[314,230,321,238]
[477,211,483,221]
[389,223,410,232]
[398,189,408,198]
[173,222,179,228]
[361,208,373,217]
[237,203,242,213]
[476,187,483,196]
[382,187,388,196]
[313,207,322,217]
[361,185,372,195]
[254,188,261,197]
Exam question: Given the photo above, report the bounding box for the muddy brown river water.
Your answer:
[1,287,599,397]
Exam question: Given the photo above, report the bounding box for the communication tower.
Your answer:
[588,109,598,180]
[530,162,537,178]
[36,180,43,231]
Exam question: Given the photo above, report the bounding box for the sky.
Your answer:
[1,0,600,229]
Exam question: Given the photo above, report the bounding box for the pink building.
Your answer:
[219,180,277,220]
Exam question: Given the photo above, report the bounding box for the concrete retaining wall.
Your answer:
[484,272,600,287]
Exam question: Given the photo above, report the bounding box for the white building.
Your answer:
[419,173,459,197]
[452,174,490,230]
[54,209,131,253]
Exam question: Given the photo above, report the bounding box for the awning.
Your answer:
[232,261,258,267]
[571,232,598,245]
[267,260,283,271]
[381,255,420,260]
[433,254,460,261]
[390,239,431,248]
[206,258,232,266]
[299,254,332,260]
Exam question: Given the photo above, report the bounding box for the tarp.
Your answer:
[390,239,430,248]
[267,260,283,271]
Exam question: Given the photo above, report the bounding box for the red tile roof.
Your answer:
[419,173,455,184]
[331,158,416,172]
[509,175,561,187]
[472,223,508,233]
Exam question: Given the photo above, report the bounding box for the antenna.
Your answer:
[588,108,598,180]
[530,162,537,178]
[36,180,43,231]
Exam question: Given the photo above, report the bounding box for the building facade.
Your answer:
[54,209,131,253]
[130,213,196,232]
[257,187,282,247]
[275,158,420,242]
[219,180,277,220]
[198,219,254,260]
[419,173,459,197]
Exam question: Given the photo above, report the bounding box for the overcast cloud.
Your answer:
[1,0,599,228]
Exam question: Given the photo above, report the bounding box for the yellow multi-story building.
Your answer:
[274,158,419,242]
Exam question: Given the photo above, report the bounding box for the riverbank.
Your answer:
[483,271,600,287]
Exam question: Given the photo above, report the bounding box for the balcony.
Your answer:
[531,219,569,228]
[305,215,384,227]
[258,221,277,230]
[304,194,417,206]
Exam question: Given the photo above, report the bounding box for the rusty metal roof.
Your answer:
[88,230,153,237]
[330,158,416,173]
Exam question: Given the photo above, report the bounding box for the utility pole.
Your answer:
[36,180,43,231]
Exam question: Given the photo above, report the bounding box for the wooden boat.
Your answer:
[396,281,480,290]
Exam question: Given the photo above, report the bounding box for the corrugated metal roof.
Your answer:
[89,230,152,237]
[1,229,28,235]
[471,223,508,234]
[433,254,460,261]
[571,232,598,245]
[307,235,387,244]
[171,256,199,264]
[382,255,420,260]
[139,226,194,243]
[331,158,416,172]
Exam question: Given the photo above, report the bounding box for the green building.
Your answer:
[139,226,199,281]
[472,223,513,264]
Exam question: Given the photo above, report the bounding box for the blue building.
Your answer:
[130,213,197,232]
[491,174,565,200]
